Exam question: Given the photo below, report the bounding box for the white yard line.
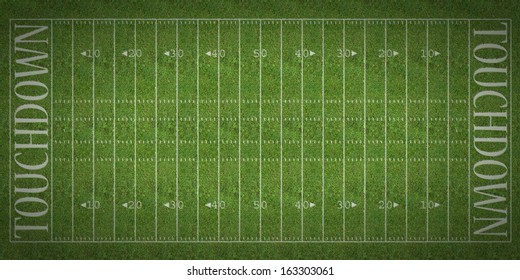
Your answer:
[196,20,200,241]
[384,20,388,242]
[405,20,408,242]
[446,20,450,240]
[426,20,429,241]
[113,20,117,240]
[133,20,137,241]
[176,19,180,241]
[321,19,325,241]
[71,20,75,241]
[279,20,283,241]
[363,19,367,241]
[217,19,221,241]
[92,20,96,240]
[154,19,158,241]
[300,19,305,241]
[342,19,346,241]
[259,20,263,240]
[238,20,242,241]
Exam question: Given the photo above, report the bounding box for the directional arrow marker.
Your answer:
[351,202,357,208]
[434,50,441,57]
[393,202,400,208]
[205,202,212,208]
[309,202,316,208]
[81,51,87,57]
[81,202,87,208]
[205,51,212,56]
[351,50,357,57]
[434,202,441,208]
[164,51,171,57]
[122,51,128,57]
[392,50,399,56]
[122,202,128,208]
[309,50,316,56]
[164,202,170,208]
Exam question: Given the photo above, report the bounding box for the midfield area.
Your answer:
[9,19,512,243]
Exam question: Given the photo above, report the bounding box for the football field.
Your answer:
[2,0,519,260]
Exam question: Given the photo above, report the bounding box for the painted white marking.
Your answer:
[81,51,87,56]
[123,50,128,56]
[71,20,76,240]
[446,19,450,241]
[405,19,409,242]
[392,50,399,56]
[164,50,170,56]
[384,19,388,241]
[300,19,305,241]
[205,51,211,56]
[238,19,242,241]
[309,50,315,56]
[426,20,430,241]
[154,19,158,241]
[133,20,137,241]
[279,19,283,241]
[164,202,170,208]
[259,20,263,240]
[196,20,200,241]
[81,202,87,208]
[363,19,367,241]
[309,202,316,208]
[393,202,399,208]
[351,202,357,208]
[205,202,212,208]
[175,19,180,242]
[92,19,96,241]
[321,19,325,241]
[122,202,128,208]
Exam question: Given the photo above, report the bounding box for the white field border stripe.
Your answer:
[509,20,513,242]
[9,19,12,242]
[50,19,54,241]
[14,19,512,244]
[11,18,512,21]
[92,19,96,240]
[467,19,471,242]
[509,19,513,242]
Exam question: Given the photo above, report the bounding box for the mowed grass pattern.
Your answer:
[12,19,510,243]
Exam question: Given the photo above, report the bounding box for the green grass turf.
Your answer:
[1,0,519,259]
